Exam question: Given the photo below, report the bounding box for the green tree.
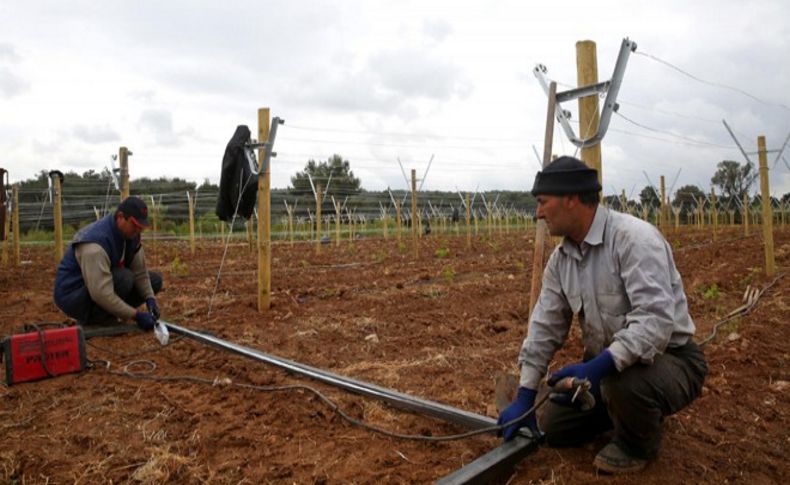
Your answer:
[711,160,756,205]
[672,184,705,209]
[290,154,361,198]
[639,185,660,209]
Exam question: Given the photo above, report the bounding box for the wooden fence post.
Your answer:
[187,191,196,255]
[50,171,64,262]
[12,185,20,265]
[466,193,471,250]
[119,146,130,201]
[576,40,603,185]
[315,183,322,253]
[411,170,417,257]
[257,107,272,311]
[757,135,775,276]
[711,187,718,242]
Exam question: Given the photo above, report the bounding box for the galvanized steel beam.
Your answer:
[164,321,495,430]
[435,436,539,485]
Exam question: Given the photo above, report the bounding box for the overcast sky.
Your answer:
[1,0,789,198]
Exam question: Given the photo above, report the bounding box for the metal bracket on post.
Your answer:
[533,37,637,148]
[244,116,284,176]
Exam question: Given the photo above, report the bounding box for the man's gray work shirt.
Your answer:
[519,205,696,389]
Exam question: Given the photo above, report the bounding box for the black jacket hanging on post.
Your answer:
[216,125,258,222]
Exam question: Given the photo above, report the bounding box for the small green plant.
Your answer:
[300,259,310,268]
[169,256,189,277]
[442,266,456,284]
[398,242,408,254]
[700,283,720,300]
[435,247,450,259]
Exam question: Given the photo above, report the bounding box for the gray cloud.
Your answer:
[291,70,401,114]
[72,124,121,144]
[138,109,199,147]
[0,66,29,98]
[369,48,472,101]
[422,19,452,42]
[0,43,20,62]
[138,109,180,146]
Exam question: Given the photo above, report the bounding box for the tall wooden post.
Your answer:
[659,175,667,231]
[257,108,272,311]
[395,201,402,243]
[0,168,6,242]
[411,170,417,257]
[711,187,718,242]
[187,191,196,255]
[288,209,294,245]
[119,147,130,201]
[576,41,602,184]
[466,193,472,250]
[741,192,749,236]
[1,177,9,267]
[150,197,158,256]
[12,185,20,265]
[51,172,64,262]
[334,200,341,246]
[529,81,556,318]
[1,205,8,266]
[757,136,775,276]
[315,183,322,253]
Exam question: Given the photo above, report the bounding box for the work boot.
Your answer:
[593,442,648,474]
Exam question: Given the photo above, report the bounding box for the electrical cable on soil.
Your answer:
[92,359,547,443]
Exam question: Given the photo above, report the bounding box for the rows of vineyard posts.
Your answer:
[0,124,786,305]
[1,158,786,265]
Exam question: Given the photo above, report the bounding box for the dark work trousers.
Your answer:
[538,341,707,459]
[80,268,163,324]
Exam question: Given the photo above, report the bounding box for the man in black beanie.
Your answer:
[497,156,707,473]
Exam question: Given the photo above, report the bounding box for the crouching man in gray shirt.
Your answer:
[498,156,706,474]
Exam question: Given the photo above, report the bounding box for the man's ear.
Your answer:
[564,194,581,208]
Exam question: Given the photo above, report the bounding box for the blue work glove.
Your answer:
[547,349,617,406]
[134,311,157,331]
[145,297,160,321]
[497,387,539,441]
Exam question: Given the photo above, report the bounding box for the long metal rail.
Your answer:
[164,321,542,483]
[436,437,539,484]
[164,321,495,430]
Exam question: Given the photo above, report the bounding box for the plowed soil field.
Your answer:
[1,225,788,484]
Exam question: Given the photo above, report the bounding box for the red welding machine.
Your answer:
[2,325,87,385]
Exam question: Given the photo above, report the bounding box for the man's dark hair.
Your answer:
[577,191,600,207]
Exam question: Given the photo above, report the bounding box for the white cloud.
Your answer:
[0,67,28,98]
[73,124,121,144]
[0,0,788,197]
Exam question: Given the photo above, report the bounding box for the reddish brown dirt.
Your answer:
[1,226,788,484]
